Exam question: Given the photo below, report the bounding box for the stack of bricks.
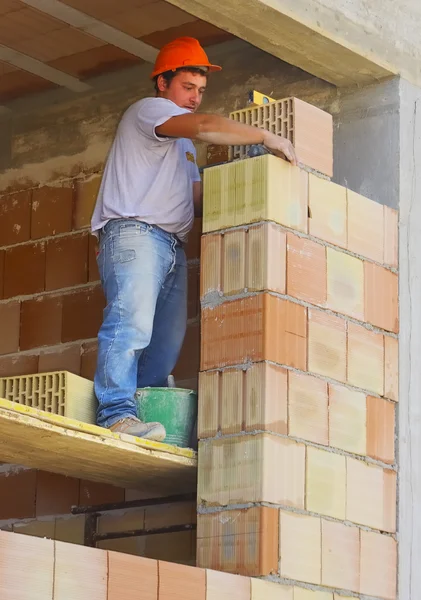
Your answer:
[0,527,372,600]
[197,152,398,600]
[0,176,201,388]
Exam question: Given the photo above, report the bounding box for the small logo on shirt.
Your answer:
[185,151,196,164]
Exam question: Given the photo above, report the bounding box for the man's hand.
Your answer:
[262,131,298,166]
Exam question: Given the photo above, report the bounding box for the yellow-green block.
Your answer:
[203,155,308,234]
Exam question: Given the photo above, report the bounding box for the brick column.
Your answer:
[197,151,398,600]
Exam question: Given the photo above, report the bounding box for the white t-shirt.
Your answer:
[91,97,201,241]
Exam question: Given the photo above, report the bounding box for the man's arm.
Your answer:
[156,113,298,165]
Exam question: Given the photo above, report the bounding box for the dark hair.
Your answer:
[154,66,208,93]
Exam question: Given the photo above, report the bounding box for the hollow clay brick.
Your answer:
[61,286,105,342]
[384,335,398,401]
[346,457,396,532]
[197,507,279,576]
[288,371,328,445]
[308,175,347,248]
[0,529,54,599]
[198,434,305,508]
[0,190,31,246]
[0,352,39,377]
[79,480,125,506]
[0,468,37,519]
[206,569,250,600]
[80,341,98,381]
[0,300,20,355]
[88,234,100,282]
[328,384,366,455]
[185,218,202,260]
[45,233,89,291]
[347,322,384,395]
[108,553,158,600]
[0,249,4,299]
[201,224,286,300]
[321,519,359,592]
[198,363,288,439]
[4,241,46,298]
[188,263,200,319]
[360,530,397,599]
[201,294,307,371]
[383,206,398,268]
[203,155,308,234]
[251,579,293,600]
[74,176,101,230]
[327,247,364,320]
[347,189,384,263]
[20,295,63,350]
[306,447,346,519]
[39,343,82,376]
[159,560,205,600]
[35,471,80,517]
[31,185,73,239]
[287,233,326,306]
[308,309,347,383]
[364,262,399,333]
[54,540,107,600]
[279,511,321,585]
[173,321,200,382]
[366,396,395,464]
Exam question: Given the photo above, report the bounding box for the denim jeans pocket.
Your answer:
[111,222,151,264]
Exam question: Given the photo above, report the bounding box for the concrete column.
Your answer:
[398,78,421,600]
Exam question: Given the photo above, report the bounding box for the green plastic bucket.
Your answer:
[135,387,198,448]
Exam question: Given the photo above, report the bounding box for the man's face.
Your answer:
[158,70,207,112]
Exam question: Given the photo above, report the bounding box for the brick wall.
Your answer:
[197,154,398,600]
[0,173,201,563]
[0,527,342,600]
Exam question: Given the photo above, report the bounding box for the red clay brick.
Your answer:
[364,262,399,333]
[173,321,200,382]
[286,233,327,305]
[80,341,98,381]
[0,300,20,355]
[79,480,125,506]
[4,242,46,298]
[207,144,229,165]
[38,344,81,375]
[0,190,31,246]
[0,249,4,299]
[188,264,200,319]
[159,561,205,600]
[20,295,63,350]
[185,218,202,260]
[88,234,100,282]
[0,353,39,377]
[201,294,307,371]
[74,176,101,230]
[0,469,37,519]
[36,471,80,517]
[31,185,73,239]
[61,286,105,342]
[45,233,88,291]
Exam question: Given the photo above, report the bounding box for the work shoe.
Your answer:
[109,417,166,441]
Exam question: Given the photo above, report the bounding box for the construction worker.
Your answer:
[91,37,297,440]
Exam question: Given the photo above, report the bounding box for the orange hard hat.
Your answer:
[150,37,222,79]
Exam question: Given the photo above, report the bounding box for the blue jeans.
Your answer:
[95,219,187,428]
